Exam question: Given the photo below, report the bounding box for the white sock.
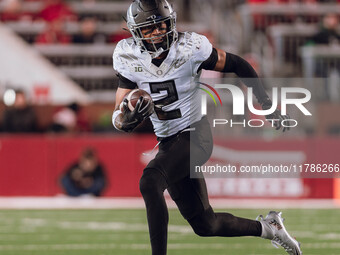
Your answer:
[260,221,274,239]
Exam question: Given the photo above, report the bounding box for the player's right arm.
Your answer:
[112,87,131,131]
[112,41,154,132]
[112,82,154,133]
[114,87,132,111]
[112,87,136,132]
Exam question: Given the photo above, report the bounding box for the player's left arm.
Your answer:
[200,47,290,132]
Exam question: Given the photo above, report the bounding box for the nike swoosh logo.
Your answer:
[127,119,139,125]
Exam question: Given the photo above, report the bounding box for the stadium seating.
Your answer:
[1,0,340,134]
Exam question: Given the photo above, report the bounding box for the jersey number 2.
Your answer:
[149,80,182,120]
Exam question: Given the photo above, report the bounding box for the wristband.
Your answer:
[112,109,122,130]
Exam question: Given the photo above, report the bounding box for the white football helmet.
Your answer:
[126,0,178,58]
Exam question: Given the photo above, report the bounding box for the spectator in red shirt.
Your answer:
[37,0,76,22]
[35,19,71,44]
[1,0,32,22]
[248,0,297,29]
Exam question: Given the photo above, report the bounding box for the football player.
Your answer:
[112,0,301,254]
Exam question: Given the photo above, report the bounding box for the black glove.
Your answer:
[119,97,154,132]
[262,101,290,132]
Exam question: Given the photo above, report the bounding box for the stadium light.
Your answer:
[3,89,16,106]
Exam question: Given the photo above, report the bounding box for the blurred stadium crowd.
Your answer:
[0,0,340,136]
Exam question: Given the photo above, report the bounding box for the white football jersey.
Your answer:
[113,32,212,137]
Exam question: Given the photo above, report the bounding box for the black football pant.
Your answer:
[139,117,262,255]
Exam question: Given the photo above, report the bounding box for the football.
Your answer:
[120,89,153,112]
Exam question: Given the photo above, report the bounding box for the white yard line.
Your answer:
[0,243,269,251]
[0,197,338,209]
[0,242,339,251]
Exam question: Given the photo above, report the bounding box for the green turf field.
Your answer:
[0,208,338,255]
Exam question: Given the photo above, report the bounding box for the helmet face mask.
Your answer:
[127,0,178,58]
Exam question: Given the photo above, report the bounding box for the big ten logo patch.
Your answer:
[135,67,143,72]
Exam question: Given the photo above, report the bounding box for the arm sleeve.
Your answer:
[198,48,218,72]
[117,73,138,89]
[223,52,270,105]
